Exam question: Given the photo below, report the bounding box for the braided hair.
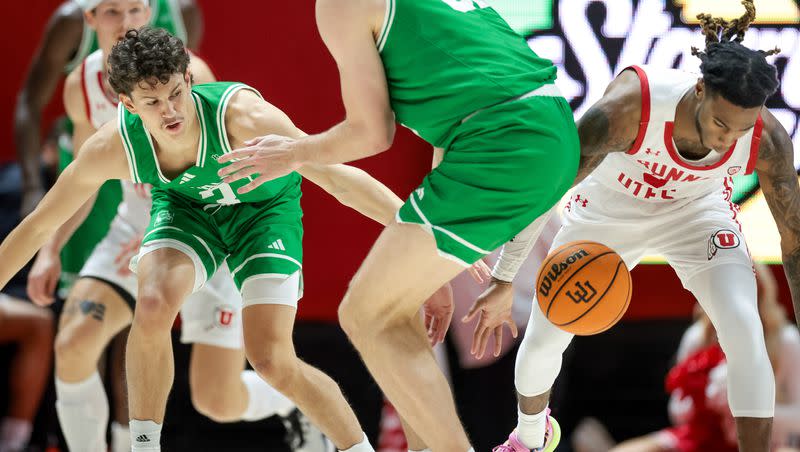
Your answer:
[691,0,780,108]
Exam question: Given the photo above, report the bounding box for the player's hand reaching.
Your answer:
[218,135,303,194]
[467,258,492,284]
[423,283,454,346]
[27,248,61,306]
[114,234,143,276]
[462,279,518,359]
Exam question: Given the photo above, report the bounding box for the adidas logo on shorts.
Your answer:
[136,434,151,443]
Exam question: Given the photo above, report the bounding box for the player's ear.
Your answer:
[120,94,137,114]
[84,8,98,30]
[184,70,193,88]
[695,78,705,101]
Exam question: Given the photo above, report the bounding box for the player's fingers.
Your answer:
[217,148,257,164]
[236,174,272,194]
[471,315,484,355]
[476,324,492,359]
[462,300,482,323]
[243,136,266,146]
[467,265,484,284]
[509,318,519,338]
[438,311,452,344]
[493,327,504,357]
[222,166,260,185]
[217,158,255,178]
[476,259,492,278]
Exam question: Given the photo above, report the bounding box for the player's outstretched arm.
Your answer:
[574,68,643,185]
[222,89,403,225]
[14,3,85,216]
[217,0,394,191]
[0,124,128,291]
[755,110,800,329]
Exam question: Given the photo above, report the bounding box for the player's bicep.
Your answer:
[755,119,800,244]
[316,0,394,136]
[225,90,304,147]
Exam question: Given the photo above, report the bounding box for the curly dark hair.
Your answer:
[691,0,780,108]
[108,27,190,96]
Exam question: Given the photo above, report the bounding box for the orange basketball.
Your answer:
[535,241,632,336]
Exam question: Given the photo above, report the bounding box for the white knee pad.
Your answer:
[685,264,775,418]
[515,300,575,397]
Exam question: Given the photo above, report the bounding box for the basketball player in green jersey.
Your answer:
[0,27,409,452]
[217,1,580,450]
[17,0,201,294]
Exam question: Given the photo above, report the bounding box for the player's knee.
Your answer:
[715,305,765,364]
[190,384,240,423]
[54,323,100,366]
[134,286,184,332]
[339,291,393,342]
[247,350,298,394]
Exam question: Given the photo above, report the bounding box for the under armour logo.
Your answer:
[136,434,151,443]
[574,194,588,207]
[565,281,597,304]
[645,148,661,156]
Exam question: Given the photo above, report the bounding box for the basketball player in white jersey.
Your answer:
[464,3,800,452]
[24,3,323,451]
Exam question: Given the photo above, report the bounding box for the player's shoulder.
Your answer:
[591,68,644,136]
[48,1,85,37]
[756,107,793,164]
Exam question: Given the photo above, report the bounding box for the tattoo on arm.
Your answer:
[574,104,633,185]
[757,121,800,327]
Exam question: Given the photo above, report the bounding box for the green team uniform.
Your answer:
[382,0,580,265]
[119,83,304,292]
[57,0,187,294]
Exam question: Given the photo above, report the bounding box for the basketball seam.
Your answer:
[545,251,614,317]
[556,258,625,327]
[584,264,632,335]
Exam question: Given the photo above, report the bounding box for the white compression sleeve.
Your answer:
[492,210,553,282]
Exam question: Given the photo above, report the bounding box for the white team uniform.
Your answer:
[76,50,242,349]
[514,64,775,419]
[558,64,760,279]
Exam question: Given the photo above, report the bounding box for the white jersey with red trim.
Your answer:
[81,49,151,232]
[586,65,762,203]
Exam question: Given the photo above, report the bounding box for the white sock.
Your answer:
[339,432,374,452]
[130,419,161,451]
[55,372,109,452]
[240,370,296,421]
[0,417,33,452]
[517,407,547,449]
[111,421,130,452]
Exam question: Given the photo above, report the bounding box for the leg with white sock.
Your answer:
[682,263,774,452]
[127,249,195,451]
[513,297,575,450]
[0,295,53,452]
[53,278,133,452]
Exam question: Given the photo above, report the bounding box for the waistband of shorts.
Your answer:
[461,83,563,124]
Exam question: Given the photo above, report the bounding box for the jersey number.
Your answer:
[441,0,489,12]
[199,182,240,206]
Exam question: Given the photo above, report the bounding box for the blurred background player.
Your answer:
[0,294,53,452]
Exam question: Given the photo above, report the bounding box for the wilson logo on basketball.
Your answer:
[565,281,597,304]
[538,249,589,297]
[707,229,741,260]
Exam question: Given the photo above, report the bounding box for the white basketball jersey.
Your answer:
[82,50,151,231]
[587,65,762,202]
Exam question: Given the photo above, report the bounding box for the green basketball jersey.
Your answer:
[377,0,557,147]
[118,82,301,206]
[65,0,188,73]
